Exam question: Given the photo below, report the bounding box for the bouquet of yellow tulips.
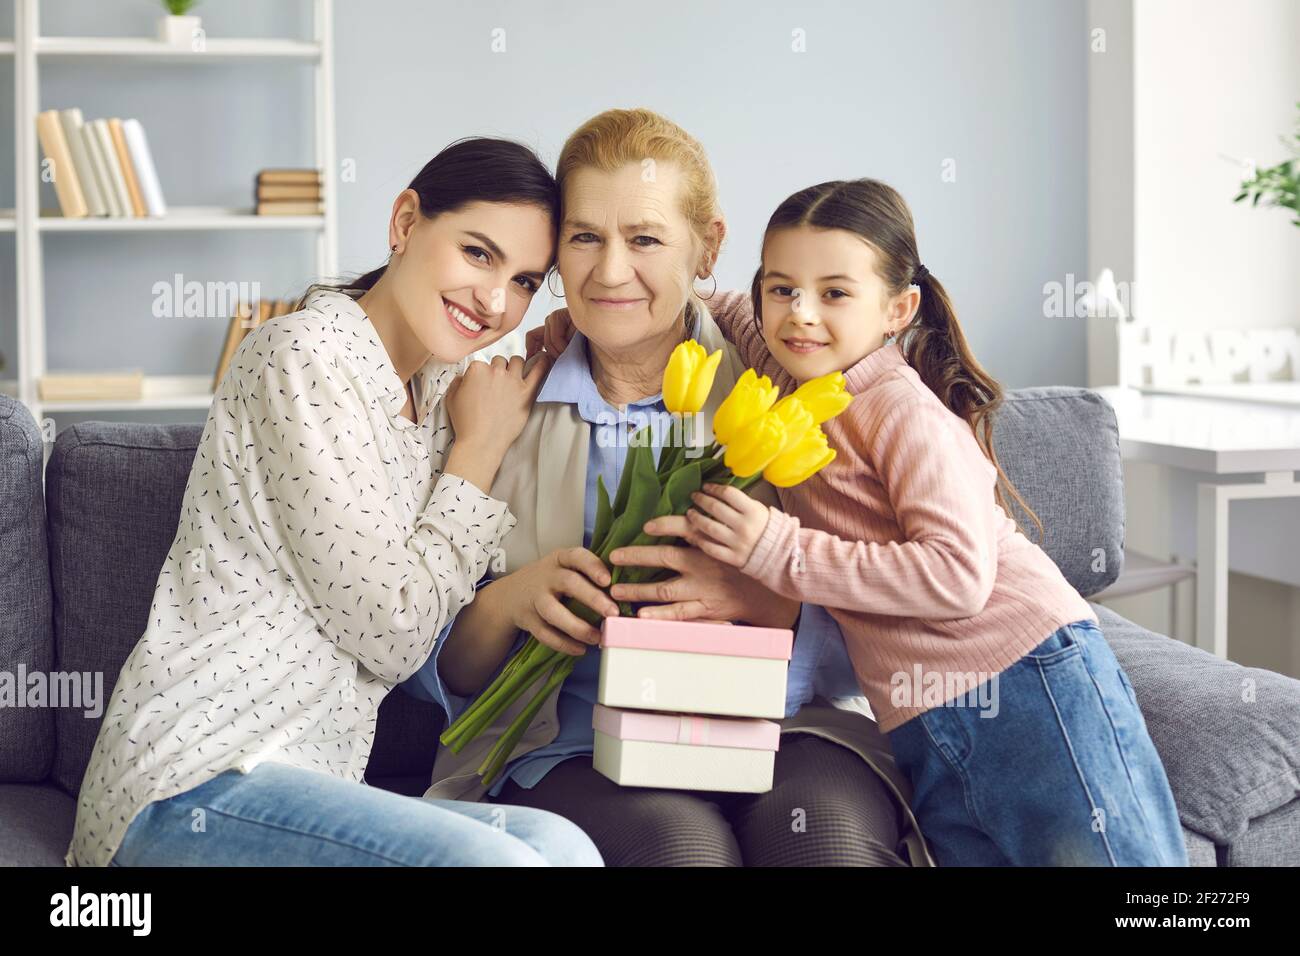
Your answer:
[438,341,853,786]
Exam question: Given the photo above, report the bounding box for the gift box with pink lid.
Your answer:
[592,616,793,793]
[592,703,782,792]
[597,616,793,718]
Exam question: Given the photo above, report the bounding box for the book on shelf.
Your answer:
[38,370,144,402]
[37,110,168,219]
[121,119,167,217]
[82,119,123,217]
[35,110,89,218]
[258,168,322,185]
[257,183,321,201]
[107,118,147,217]
[58,109,107,217]
[255,168,324,216]
[256,200,325,216]
[212,298,298,391]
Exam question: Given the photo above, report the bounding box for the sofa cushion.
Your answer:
[1093,603,1300,847]
[46,420,450,797]
[993,388,1123,597]
[46,422,206,796]
[0,783,76,866]
[0,396,56,783]
[1182,826,1218,867]
[1225,798,1300,867]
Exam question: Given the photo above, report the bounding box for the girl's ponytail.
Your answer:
[901,269,1044,543]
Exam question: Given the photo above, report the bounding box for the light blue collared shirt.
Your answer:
[402,321,862,795]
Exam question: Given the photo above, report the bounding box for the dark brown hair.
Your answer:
[749,178,1043,542]
[296,136,560,308]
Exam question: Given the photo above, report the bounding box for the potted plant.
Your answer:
[158,0,202,47]
[1234,103,1300,227]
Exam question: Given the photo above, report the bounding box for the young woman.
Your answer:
[66,138,603,867]
[676,178,1188,866]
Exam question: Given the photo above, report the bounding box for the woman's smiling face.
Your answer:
[558,161,704,352]
[391,198,555,364]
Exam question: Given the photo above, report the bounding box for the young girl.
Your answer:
[661,179,1186,866]
[66,138,601,867]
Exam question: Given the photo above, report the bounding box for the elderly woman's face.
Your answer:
[558,161,701,352]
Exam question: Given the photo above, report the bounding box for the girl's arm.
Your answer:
[707,290,788,382]
[685,395,1001,620]
[235,341,516,686]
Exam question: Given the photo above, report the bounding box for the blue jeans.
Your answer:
[886,619,1188,866]
[107,762,603,866]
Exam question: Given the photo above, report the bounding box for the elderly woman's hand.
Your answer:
[524,308,577,359]
[607,516,800,628]
[495,547,622,656]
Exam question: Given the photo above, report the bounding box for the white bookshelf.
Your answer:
[8,0,339,423]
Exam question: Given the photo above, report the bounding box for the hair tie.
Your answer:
[912,263,929,284]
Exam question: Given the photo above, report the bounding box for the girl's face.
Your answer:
[558,161,714,354]
[389,197,555,364]
[758,225,917,383]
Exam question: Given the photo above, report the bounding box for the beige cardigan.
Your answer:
[421,305,935,867]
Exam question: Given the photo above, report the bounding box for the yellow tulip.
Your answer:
[763,426,837,487]
[712,368,779,446]
[790,372,853,424]
[663,340,723,415]
[724,412,787,478]
[769,395,815,456]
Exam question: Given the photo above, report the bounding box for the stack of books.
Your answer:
[213,297,301,389]
[36,109,167,219]
[255,168,323,216]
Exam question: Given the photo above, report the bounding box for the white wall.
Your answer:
[1133,0,1300,332]
[1087,0,1300,676]
[0,0,1098,429]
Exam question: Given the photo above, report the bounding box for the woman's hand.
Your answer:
[679,483,772,568]
[443,354,550,493]
[607,519,799,628]
[524,308,577,359]
[495,547,621,655]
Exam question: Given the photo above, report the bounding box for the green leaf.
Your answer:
[610,426,653,517]
[662,460,704,516]
[599,436,663,561]
[619,461,703,585]
[591,474,613,555]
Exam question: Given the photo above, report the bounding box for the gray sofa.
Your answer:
[1,387,1297,866]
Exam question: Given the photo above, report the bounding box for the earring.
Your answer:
[390,243,398,253]
[546,271,565,298]
[698,272,718,300]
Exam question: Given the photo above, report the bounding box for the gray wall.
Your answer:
[1,0,1088,426]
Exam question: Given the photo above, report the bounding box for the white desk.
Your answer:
[1093,386,1300,660]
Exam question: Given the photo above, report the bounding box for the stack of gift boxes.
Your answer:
[592,617,794,793]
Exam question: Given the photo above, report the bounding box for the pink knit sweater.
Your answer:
[711,292,1098,732]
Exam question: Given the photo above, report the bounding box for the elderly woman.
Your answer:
[407,109,931,867]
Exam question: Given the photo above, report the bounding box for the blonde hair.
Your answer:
[556,108,722,323]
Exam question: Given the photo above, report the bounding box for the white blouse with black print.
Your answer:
[66,288,516,867]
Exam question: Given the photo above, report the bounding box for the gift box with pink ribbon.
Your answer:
[592,617,794,792]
